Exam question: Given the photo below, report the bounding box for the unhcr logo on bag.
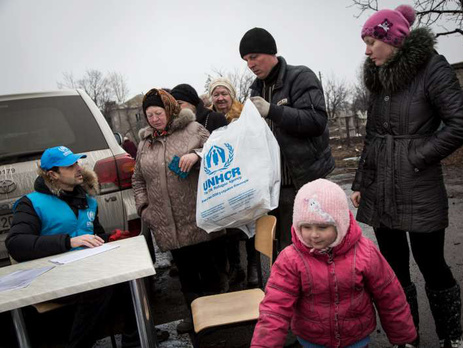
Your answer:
[204,144,234,175]
[203,143,242,193]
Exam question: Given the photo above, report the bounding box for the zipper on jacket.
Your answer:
[327,250,341,348]
[327,250,334,264]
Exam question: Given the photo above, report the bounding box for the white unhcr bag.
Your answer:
[196,100,281,237]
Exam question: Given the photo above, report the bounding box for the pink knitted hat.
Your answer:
[293,179,350,249]
[361,5,416,47]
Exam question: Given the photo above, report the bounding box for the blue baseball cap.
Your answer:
[40,146,87,170]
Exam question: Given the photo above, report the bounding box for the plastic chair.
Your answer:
[190,215,277,347]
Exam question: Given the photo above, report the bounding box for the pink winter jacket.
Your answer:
[251,213,417,348]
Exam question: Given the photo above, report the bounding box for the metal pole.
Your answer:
[345,116,351,147]
[129,278,158,348]
[11,309,31,348]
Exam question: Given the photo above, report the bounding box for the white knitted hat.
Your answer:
[208,77,237,100]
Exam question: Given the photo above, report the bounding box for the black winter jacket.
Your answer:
[352,28,463,232]
[195,102,228,133]
[250,57,335,189]
[6,174,108,262]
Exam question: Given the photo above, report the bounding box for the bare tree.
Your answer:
[57,70,130,129]
[57,72,79,89]
[351,0,463,37]
[79,69,111,111]
[324,75,351,120]
[107,72,129,104]
[105,72,131,132]
[351,67,370,114]
[204,67,255,103]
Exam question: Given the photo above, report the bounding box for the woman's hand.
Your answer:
[179,153,199,172]
[71,234,104,248]
[351,191,361,208]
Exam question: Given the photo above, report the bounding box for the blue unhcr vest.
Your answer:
[25,192,98,249]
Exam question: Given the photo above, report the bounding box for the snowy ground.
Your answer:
[93,169,463,348]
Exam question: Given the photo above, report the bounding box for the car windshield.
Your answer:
[0,95,107,165]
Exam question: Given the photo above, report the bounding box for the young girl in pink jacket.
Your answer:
[251,179,417,348]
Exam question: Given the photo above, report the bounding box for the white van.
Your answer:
[0,90,139,266]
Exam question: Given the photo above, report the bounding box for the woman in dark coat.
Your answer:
[351,5,463,348]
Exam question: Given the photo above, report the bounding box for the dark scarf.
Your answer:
[262,60,281,100]
[264,59,281,85]
[364,27,436,94]
[34,176,89,216]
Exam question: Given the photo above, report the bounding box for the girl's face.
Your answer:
[300,224,337,250]
[363,36,397,66]
[146,106,168,130]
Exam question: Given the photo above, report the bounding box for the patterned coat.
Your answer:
[132,108,219,251]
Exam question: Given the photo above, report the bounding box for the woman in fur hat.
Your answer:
[351,5,463,348]
[132,88,226,334]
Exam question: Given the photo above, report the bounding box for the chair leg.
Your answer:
[256,253,263,289]
[191,331,200,348]
[110,333,117,348]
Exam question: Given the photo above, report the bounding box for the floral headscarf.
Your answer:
[142,88,181,136]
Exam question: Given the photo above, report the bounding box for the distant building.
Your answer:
[451,61,463,88]
[109,94,147,143]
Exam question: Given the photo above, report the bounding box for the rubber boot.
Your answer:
[177,292,197,334]
[426,283,463,347]
[176,315,193,335]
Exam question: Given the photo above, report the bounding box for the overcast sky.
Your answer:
[1,0,462,100]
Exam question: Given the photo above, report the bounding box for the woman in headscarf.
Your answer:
[351,5,463,348]
[132,88,226,334]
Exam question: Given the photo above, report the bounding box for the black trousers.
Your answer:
[226,229,257,268]
[54,283,136,348]
[171,239,228,307]
[374,226,455,290]
[269,186,297,252]
[55,286,113,348]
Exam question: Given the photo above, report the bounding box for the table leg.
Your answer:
[129,278,158,348]
[11,308,31,348]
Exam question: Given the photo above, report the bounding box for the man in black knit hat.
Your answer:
[239,27,335,252]
[171,83,227,133]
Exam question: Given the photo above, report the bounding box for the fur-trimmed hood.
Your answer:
[364,27,436,94]
[138,108,196,141]
[36,166,100,197]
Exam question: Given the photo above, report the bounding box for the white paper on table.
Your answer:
[49,244,120,265]
[0,266,55,292]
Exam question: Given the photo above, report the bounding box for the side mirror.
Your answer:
[114,132,123,146]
